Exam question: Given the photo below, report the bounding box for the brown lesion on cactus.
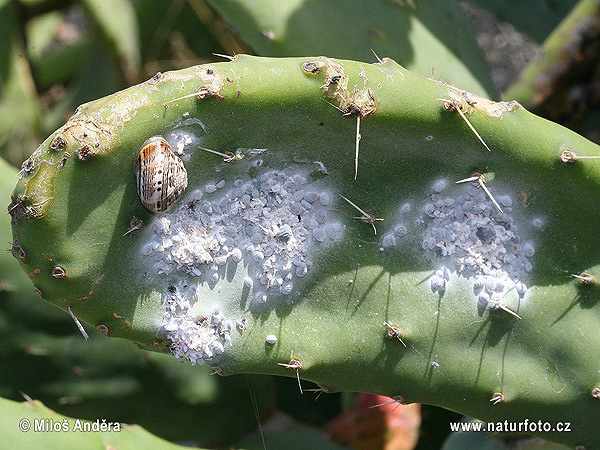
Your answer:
[19,154,38,178]
[434,82,519,153]
[96,324,109,336]
[434,82,519,119]
[315,58,377,118]
[14,118,114,219]
[163,65,225,109]
[49,134,67,151]
[28,268,40,278]
[8,193,44,226]
[60,272,106,304]
[110,311,133,329]
[10,239,27,263]
[76,143,99,162]
[13,122,106,219]
[302,60,326,75]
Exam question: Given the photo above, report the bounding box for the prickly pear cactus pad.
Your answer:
[10,55,600,449]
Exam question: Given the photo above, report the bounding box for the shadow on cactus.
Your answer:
[9,55,600,449]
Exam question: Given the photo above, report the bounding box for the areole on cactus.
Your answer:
[9,55,600,449]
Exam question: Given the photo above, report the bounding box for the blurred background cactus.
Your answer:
[2,0,600,449]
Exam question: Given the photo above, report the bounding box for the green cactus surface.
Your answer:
[10,55,600,449]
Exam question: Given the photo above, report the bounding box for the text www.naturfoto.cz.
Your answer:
[450,419,571,433]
